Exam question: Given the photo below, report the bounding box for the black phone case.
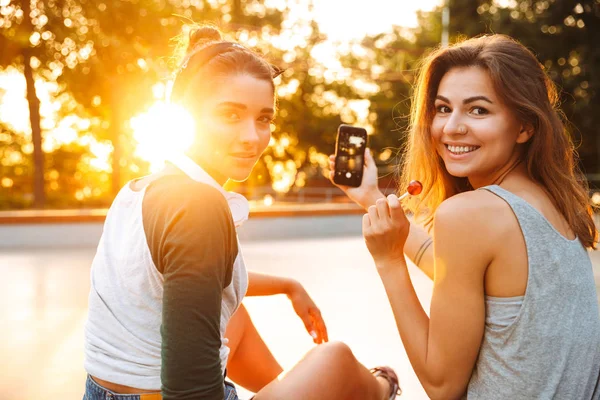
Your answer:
[333,125,367,188]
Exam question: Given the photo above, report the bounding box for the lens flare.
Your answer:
[130,102,196,172]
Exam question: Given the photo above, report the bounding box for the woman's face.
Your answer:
[188,73,275,183]
[430,66,531,185]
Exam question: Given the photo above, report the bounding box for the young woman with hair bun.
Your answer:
[82,24,401,400]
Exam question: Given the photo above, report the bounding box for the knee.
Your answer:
[311,341,357,370]
[305,341,370,394]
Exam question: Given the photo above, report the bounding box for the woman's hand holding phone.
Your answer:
[329,147,384,210]
[330,147,412,270]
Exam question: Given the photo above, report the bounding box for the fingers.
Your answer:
[328,165,337,186]
[375,197,390,220]
[303,309,326,344]
[366,197,391,229]
[387,194,404,222]
[320,319,329,343]
[362,213,371,234]
[365,196,406,235]
[364,147,374,167]
[310,308,328,344]
[302,314,317,341]
[367,203,380,222]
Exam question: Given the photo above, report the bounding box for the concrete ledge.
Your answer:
[0,203,364,225]
[0,213,365,249]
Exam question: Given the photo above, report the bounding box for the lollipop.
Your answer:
[398,180,422,201]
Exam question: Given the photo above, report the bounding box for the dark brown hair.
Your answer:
[401,34,597,248]
[170,24,280,104]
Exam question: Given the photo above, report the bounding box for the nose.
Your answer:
[239,119,260,146]
[442,111,468,136]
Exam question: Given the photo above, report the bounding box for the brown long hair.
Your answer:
[400,34,597,249]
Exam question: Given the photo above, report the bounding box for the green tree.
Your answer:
[1,0,287,209]
[250,18,373,195]
[0,0,72,207]
[356,0,600,188]
[59,0,286,195]
[0,121,32,209]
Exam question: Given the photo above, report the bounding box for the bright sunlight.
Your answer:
[130,101,196,172]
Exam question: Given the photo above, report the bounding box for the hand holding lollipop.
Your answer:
[363,180,423,264]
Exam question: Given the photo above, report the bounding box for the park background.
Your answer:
[2,0,600,209]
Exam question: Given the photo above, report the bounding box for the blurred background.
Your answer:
[2,0,600,209]
[2,1,600,399]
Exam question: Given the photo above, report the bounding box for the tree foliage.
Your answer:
[2,0,600,209]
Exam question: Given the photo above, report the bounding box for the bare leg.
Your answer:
[254,341,391,400]
[225,304,284,392]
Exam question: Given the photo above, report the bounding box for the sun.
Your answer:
[130,101,196,172]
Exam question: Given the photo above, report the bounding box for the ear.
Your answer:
[516,123,534,144]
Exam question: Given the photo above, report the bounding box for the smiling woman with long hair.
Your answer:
[333,34,600,399]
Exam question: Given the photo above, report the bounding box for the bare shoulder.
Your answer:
[435,190,509,227]
[434,189,516,251]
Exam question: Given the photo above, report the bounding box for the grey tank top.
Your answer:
[465,185,600,399]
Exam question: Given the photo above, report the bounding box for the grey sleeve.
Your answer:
[143,176,238,399]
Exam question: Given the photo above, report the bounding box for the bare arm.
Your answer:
[245,271,329,344]
[363,193,495,398]
[329,150,434,278]
[403,220,434,279]
[246,271,299,297]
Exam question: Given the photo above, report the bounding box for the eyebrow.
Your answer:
[216,102,274,114]
[435,95,494,105]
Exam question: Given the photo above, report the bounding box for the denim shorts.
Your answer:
[84,375,240,400]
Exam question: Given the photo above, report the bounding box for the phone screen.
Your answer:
[334,125,367,187]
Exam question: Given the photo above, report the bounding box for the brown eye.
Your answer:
[216,110,241,123]
[257,116,273,124]
[471,107,489,116]
[436,105,451,113]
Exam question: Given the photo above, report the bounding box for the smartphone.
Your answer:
[333,124,368,188]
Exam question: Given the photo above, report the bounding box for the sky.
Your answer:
[313,0,443,41]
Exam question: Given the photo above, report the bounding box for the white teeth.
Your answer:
[447,145,478,154]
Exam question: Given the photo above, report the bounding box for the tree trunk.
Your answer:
[232,0,242,25]
[109,79,122,196]
[23,50,45,208]
[21,0,45,208]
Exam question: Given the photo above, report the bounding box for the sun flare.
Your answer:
[130,102,196,172]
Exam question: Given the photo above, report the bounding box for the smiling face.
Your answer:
[187,73,275,183]
[431,66,532,186]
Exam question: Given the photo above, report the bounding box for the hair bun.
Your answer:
[187,26,222,53]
